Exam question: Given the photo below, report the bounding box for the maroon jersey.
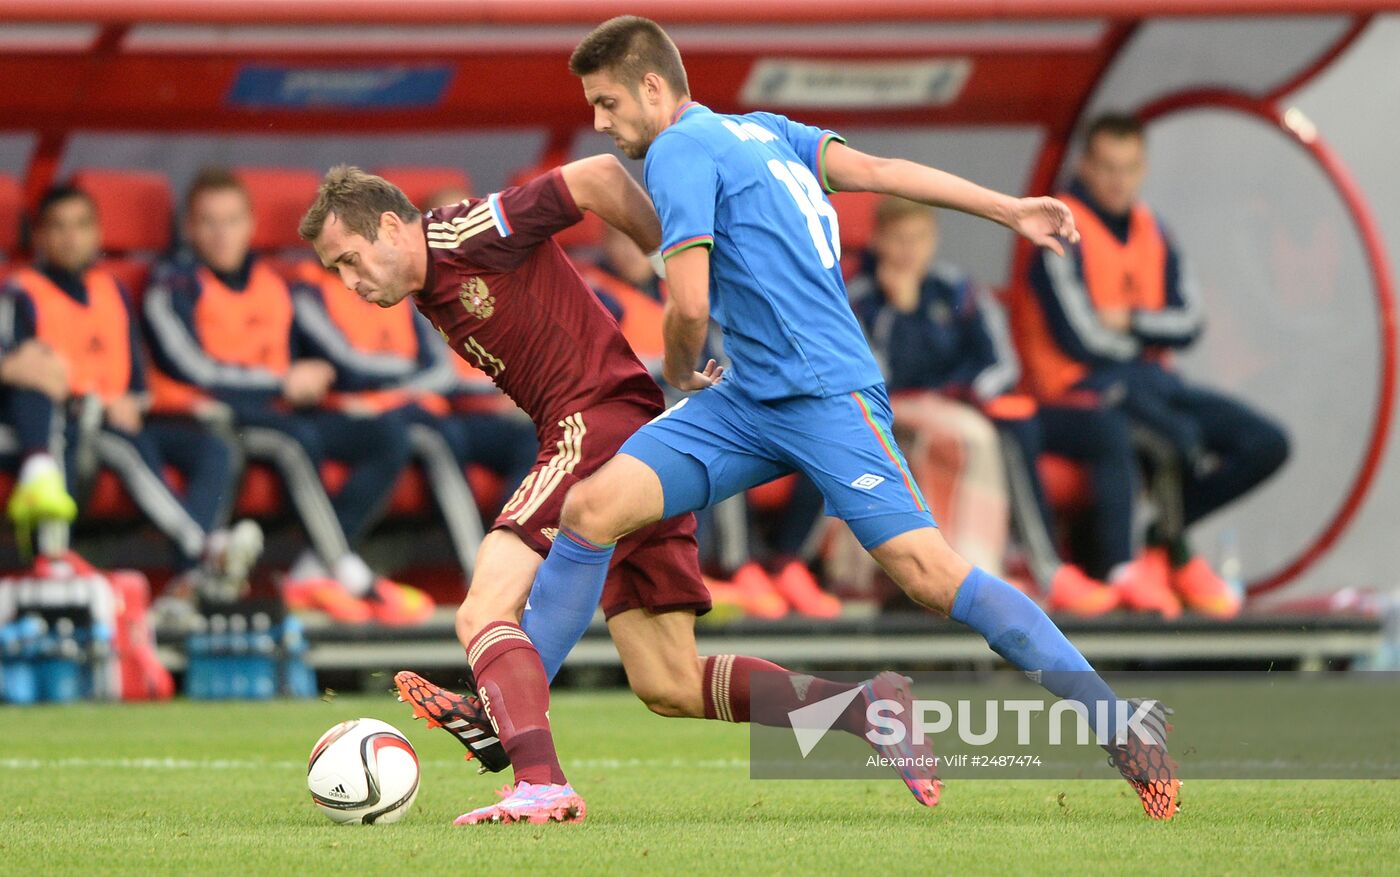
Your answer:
[413,168,664,427]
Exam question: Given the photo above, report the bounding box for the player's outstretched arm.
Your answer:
[822,141,1080,256]
[660,245,723,392]
[560,154,663,255]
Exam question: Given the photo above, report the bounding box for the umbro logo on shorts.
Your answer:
[850,474,886,490]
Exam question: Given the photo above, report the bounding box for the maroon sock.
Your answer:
[466,621,566,786]
[701,655,867,735]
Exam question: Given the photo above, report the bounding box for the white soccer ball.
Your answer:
[307,718,420,825]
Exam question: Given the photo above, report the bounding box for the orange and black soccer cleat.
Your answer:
[394,670,511,773]
[1105,698,1182,820]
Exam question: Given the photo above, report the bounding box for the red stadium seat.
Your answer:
[830,190,881,278]
[0,173,21,258]
[233,167,321,252]
[98,258,152,302]
[555,210,605,252]
[69,169,173,254]
[375,166,473,211]
[831,190,881,252]
[1037,454,1093,513]
[466,466,505,512]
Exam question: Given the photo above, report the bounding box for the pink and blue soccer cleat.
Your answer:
[454,781,587,825]
[861,671,942,807]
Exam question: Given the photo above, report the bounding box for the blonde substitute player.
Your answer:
[481,16,1179,823]
[299,158,941,825]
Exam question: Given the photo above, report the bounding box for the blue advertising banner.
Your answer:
[228,65,452,110]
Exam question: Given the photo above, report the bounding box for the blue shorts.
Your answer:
[619,381,936,549]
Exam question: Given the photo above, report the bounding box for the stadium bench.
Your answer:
[374,166,474,210]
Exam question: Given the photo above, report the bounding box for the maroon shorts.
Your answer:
[492,401,711,620]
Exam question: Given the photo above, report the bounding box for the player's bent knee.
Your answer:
[559,479,625,544]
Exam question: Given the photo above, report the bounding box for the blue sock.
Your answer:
[950,567,1121,741]
[521,529,615,682]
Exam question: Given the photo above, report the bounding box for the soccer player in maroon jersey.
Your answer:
[299,162,935,825]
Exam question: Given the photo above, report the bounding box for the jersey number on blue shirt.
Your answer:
[722,119,841,270]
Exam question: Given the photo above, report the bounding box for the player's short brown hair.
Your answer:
[185,165,249,213]
[1083,113,1144,150]
[298,164,421,243]
[569,15,689,96]
[874,196,936,231]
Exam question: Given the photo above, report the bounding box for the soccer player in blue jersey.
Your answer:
[512,15,1176,821]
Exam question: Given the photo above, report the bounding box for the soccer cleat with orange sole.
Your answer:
[771,560,843,619]
[283,577,372,624]
[731,561,790,620]
[394,670,510,773]
[454,781,586,825]
[1045,564,1120,617]
[1113,550,1182,620]
[368,578,435,626]
[1106,698,1182,820]
[1171,557,1242,619]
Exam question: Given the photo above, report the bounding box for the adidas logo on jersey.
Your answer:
[850,474,886,490]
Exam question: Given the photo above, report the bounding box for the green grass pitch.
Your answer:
[2,688,1397,876]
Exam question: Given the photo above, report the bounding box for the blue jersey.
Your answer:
[644,102,885,401]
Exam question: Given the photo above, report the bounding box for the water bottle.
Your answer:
[207,615,230,699]
[29,616,56,703]
[229,614,250,699]
[88,621,115,700]
[280,616,316,698]
[1218,529,1245,605]
[186,615,211,699]
[0,623,14,704]
[250,613,277,700]
[1,618,40,704]
[44,618,82,703]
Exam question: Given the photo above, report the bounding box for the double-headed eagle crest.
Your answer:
[458,276,495,319]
